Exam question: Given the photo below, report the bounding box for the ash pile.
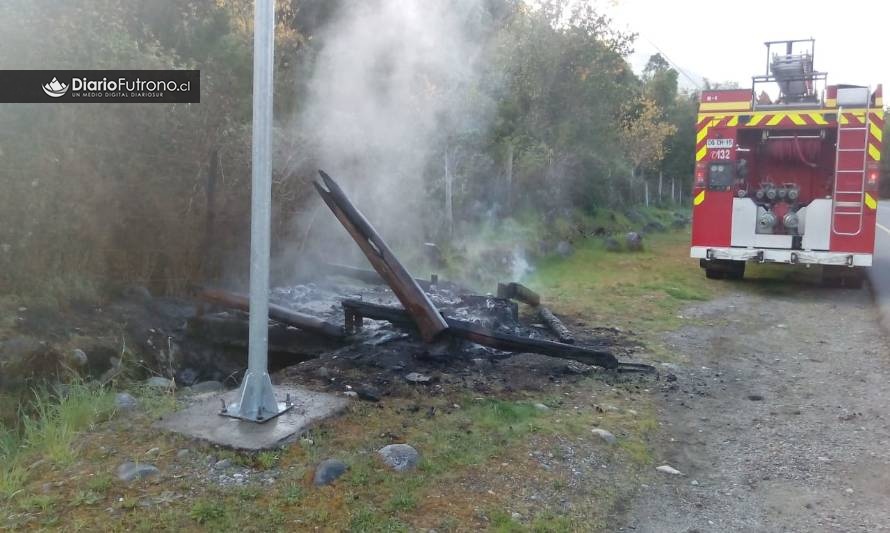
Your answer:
[184,171,653,392]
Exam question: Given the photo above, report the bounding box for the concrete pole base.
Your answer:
[219,371,293,423]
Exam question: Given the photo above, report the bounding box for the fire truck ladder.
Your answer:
[831,102,870,236]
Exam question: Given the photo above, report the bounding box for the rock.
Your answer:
[604,237,622,252]
[214,459,233,470]
[691,480,699,486]
[313,459,348,486]
[315,367,332,379]
[591,428,617,445]
[625,232,644,252]
[405,372,431,384]
[117,462,160,482]
[176,449,191,459]
[145,376,174,389]
[187,381,224,394]
[556,241,574,257]
[343,391,358,398]
[533,403,549,411]
[68,349,89,367]
[656,464,683,476]
[356,385,381,402]
[378,444,420,472]
[511,512,522,520]
[144,447,161,457]
[114,393,138,411]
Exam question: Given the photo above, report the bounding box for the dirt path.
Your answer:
[625,283,890,532]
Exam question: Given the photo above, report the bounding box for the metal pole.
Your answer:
[222,0,291,422]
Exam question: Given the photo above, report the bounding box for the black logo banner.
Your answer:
[0,70,200,103]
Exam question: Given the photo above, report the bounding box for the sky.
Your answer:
[599,0,890,96]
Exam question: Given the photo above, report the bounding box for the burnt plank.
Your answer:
[340,299,617,369]
[538,307,576,344]
[314,170,448,342]
[200,288,345,339]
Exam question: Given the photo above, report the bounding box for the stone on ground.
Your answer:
[314,459,348,486]
[115,392,138,411]
[378,444,420,472]
[656,464,683,476]
[117,462,160,482]
[591,428,617,444]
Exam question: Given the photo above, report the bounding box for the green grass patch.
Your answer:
[188,499,229,527]
[527,229,717,351]
[0,382,115,500]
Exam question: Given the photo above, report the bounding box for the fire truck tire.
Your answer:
[821,267,864,289]
[843,274,864,289]
[705,268,725,280]
[726,262,745,280]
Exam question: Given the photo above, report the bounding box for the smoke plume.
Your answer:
[288,0,494,274]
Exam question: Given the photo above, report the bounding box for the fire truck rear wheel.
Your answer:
[705,268,725,280]
[726,261,745,280]
[821,267,865,289]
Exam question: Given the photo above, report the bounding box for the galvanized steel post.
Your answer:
[221,0,292,422]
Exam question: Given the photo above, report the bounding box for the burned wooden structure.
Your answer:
[196,170,653,374]
[314,170,448,343]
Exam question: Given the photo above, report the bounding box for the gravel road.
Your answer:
[625,283,890,532]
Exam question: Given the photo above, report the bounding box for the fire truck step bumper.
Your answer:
[691,246,872,267]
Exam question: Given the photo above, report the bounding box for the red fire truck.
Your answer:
[691,39,883,286]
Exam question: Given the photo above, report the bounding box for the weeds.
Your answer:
[189,499,228,526]
[256,450,279,470]
[0,382,115,499]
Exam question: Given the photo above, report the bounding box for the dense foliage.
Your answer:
[0,0,698,295]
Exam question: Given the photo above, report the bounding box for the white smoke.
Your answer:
[291,0,494,269]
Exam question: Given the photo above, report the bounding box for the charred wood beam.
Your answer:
[199,288,346,339]
[497,282,541,307]
[314,170,448,342]
[341,299,619,370]
[538,307,575,344]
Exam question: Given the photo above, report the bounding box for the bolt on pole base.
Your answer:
[219,370,294,423]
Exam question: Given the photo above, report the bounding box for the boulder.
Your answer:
[313,459,348,486]
[114,392,139,411]
[378,444,420,472]
[625,232,644,252]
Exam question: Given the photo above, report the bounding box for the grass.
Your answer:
[1,382,116,500]
[527,228,719,358]
[2,210,705,531]
[189,499,229,526]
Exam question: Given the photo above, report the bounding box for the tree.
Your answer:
[620,96,678,197]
